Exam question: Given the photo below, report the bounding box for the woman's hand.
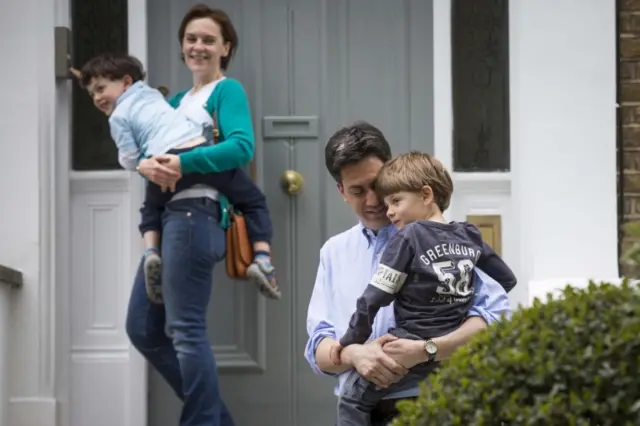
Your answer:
[137,157,181,190]
[154,154,182,192]
[381,336,428,369]
[155,154,182,174]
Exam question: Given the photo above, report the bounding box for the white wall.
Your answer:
[510,0,618,303]
[435,0,618,308]
[0,0,59,424]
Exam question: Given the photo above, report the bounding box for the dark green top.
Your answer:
[167,78,255,228]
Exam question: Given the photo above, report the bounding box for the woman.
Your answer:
[126,5,257,425]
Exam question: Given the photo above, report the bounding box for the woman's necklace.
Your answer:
[191,71,224,94]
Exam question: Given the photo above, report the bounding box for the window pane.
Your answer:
[71,0,128,170]
[451,0,510,171]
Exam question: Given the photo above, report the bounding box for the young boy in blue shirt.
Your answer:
[75,53,280,303]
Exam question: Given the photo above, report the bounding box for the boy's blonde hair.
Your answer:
[375,151,453,212]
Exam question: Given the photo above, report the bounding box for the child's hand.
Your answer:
[329,343,344,365]
[69,67,82,80]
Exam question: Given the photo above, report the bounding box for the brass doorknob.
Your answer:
[281,170,304,195]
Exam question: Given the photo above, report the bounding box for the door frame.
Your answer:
[124,2,148,426]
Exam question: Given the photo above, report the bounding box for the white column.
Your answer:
[510,0,619,304]
[0,0,58,424]
[0,284,10,426]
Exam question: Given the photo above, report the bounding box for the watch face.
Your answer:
[425,340,438,355]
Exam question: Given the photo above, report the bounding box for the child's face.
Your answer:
[86,76,131,116]
[384,190,432,229]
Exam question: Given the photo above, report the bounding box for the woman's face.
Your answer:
[182,17,230,78]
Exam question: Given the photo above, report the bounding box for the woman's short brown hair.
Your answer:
[177,4,238,70]
[375,151,454,212]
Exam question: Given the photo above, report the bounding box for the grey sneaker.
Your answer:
[246,256,281,300]
[144,252,163,304]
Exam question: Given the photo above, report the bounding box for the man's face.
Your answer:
[338,156,389,230]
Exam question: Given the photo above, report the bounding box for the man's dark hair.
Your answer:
[325,121,392,183]
[79,53,146,88]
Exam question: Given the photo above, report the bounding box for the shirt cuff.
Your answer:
[304,328,338,377]
[467,299,512,326]
[467,307,496,325]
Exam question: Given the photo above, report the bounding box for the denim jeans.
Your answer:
[336,328,439,426]
[126,197,235,426]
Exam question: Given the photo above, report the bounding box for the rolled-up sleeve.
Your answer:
[304,247,338,377]
[467,268,512,325]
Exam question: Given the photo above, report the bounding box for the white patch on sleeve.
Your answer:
[370,264,407,294]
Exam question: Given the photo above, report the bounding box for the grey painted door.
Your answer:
[146,1,434,425]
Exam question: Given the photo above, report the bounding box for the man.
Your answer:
[304,122,514,425]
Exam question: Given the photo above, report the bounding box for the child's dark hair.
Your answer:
[79,53,146,88]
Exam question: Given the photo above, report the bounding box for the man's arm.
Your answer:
[432,268,511,360]
[432,268,512,360]
[382,268,512,365]
[304,244,408,386]
[303,246,343,376]
[430,316,487,361]
[304,248,398,376]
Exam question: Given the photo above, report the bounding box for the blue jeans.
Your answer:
[126,197,235,426]
[337,328,438,426]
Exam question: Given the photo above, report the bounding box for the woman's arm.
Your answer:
[178,79,255,174]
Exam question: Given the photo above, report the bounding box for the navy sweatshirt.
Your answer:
[339,220,516,346]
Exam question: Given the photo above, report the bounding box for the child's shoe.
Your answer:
[246,254,281,300]
[144,248,163,304]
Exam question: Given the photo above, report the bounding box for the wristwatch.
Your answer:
[424,339,438,362]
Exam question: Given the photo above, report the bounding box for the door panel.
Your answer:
[146,1,433,425]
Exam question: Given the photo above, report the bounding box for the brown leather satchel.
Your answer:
[225,210,254,278]
[211,111,255,279]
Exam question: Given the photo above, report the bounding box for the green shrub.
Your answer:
[391,280,640,426]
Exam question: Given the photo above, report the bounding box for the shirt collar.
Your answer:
[358,222,396,247]
[115,81,146,107]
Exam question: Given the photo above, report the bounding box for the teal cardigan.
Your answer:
[167,78,256,229]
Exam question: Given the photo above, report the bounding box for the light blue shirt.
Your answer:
[108,81,204,170]
[304,222,512,398]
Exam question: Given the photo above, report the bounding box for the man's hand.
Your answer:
[329,342,343,365]
[342,335,409,389]
[381,336,427,369]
